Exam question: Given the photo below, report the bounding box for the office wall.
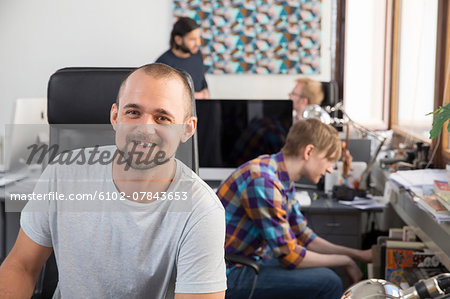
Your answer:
[0,0,332,136]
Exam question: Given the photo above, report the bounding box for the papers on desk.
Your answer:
[389,169,447,190]
[338,196,387,210]
[389,169,450,222]
[406,184,450,223]
[416,194,450,223]
[295,191,312,207]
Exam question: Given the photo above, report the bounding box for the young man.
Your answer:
[156,17,210,99]
[0,63,226,298]
[289,78,324,122]
[217,118,372,299]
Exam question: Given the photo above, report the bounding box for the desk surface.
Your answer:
[302,198,376,212]
[300,190,385,213]
[207,180,385,213]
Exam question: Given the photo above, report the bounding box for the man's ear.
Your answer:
[301,97,309,106]
[110,103,118,131]
[174,35,182,46]
[181,116,197,143]
[302,144,315,160]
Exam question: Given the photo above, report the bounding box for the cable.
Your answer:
[426,132,440,169]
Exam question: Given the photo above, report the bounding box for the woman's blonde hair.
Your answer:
[282,118,341,161]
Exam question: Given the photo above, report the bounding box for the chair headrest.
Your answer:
[320,81,339,107]
[47,67,135,124]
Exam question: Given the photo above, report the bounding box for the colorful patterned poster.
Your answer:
[173,0,322,74]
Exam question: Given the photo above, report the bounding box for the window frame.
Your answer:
[389,0,449,167]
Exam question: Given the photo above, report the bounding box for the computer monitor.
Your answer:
[3,98,48,171]
[196,99,293,181]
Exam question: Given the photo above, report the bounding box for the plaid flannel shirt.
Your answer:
[217,151,316,270]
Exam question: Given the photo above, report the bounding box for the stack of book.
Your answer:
[385,240,425,287]
[417,194,450,222]
[403,251,447,286]
[414,180,450,223]
[433,180,450,212]
[370,227,448,288]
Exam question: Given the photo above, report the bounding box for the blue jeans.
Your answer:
[226,259,343,299]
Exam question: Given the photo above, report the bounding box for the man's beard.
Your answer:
[176,40,193,54]
[117,132,173,170]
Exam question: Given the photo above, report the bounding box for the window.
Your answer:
[394,0,439,141]
[343,0,387,128]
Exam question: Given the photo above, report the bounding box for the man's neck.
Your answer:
[112,155,177,202]
[283,152,304,182]
[171,48,191,59]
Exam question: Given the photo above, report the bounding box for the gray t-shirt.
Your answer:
[21,146,226,299]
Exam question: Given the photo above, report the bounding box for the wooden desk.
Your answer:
[300,195,385,289]
[302,198,373,249]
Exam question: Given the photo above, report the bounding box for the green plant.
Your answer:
[429,103,450,139]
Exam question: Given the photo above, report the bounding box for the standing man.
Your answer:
[217,118,372,299]
[0,63,226,298]
[289,78,324,121]
[156,17,210,99]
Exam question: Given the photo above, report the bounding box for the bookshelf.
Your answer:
[389,182,450,270]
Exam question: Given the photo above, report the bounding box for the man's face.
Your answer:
[176,28,201,55]
[302,149,334,184]
[110,70,196,170]
[289,82,308,120]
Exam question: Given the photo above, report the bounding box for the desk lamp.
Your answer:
[303,102,387,191]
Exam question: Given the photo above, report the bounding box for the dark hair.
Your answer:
[170,17,200,49]
[116,63,195,118]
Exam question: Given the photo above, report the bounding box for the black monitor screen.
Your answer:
[196,99,293,168]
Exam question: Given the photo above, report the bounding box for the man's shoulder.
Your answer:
[155,49,175,63]
[245,155,278,177]
[219,156,276,190]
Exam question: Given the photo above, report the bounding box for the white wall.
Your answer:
[0,0,332,135]
[0,0,172,134]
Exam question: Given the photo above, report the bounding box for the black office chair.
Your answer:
[320,80,339,108]
[33,67,199,298]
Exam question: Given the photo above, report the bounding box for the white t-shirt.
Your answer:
[20,146,226,299]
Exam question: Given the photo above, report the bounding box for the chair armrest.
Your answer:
[225,253,260,275]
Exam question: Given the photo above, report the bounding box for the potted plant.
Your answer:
[429,103,450,139]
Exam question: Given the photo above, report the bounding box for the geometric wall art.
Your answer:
[173,0,322,74]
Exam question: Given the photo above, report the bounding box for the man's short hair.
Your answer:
[282,118,341,161]
[295,78,324,106]
[116,63,195,118]
[170,17,200,49]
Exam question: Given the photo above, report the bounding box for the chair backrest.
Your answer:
[320,81,339,108]
[33,67,199,298]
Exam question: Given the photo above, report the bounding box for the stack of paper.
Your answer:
[416,194,450,223]
[338,196,387,210]
[389,169,447,190]
[389,169,450,222]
